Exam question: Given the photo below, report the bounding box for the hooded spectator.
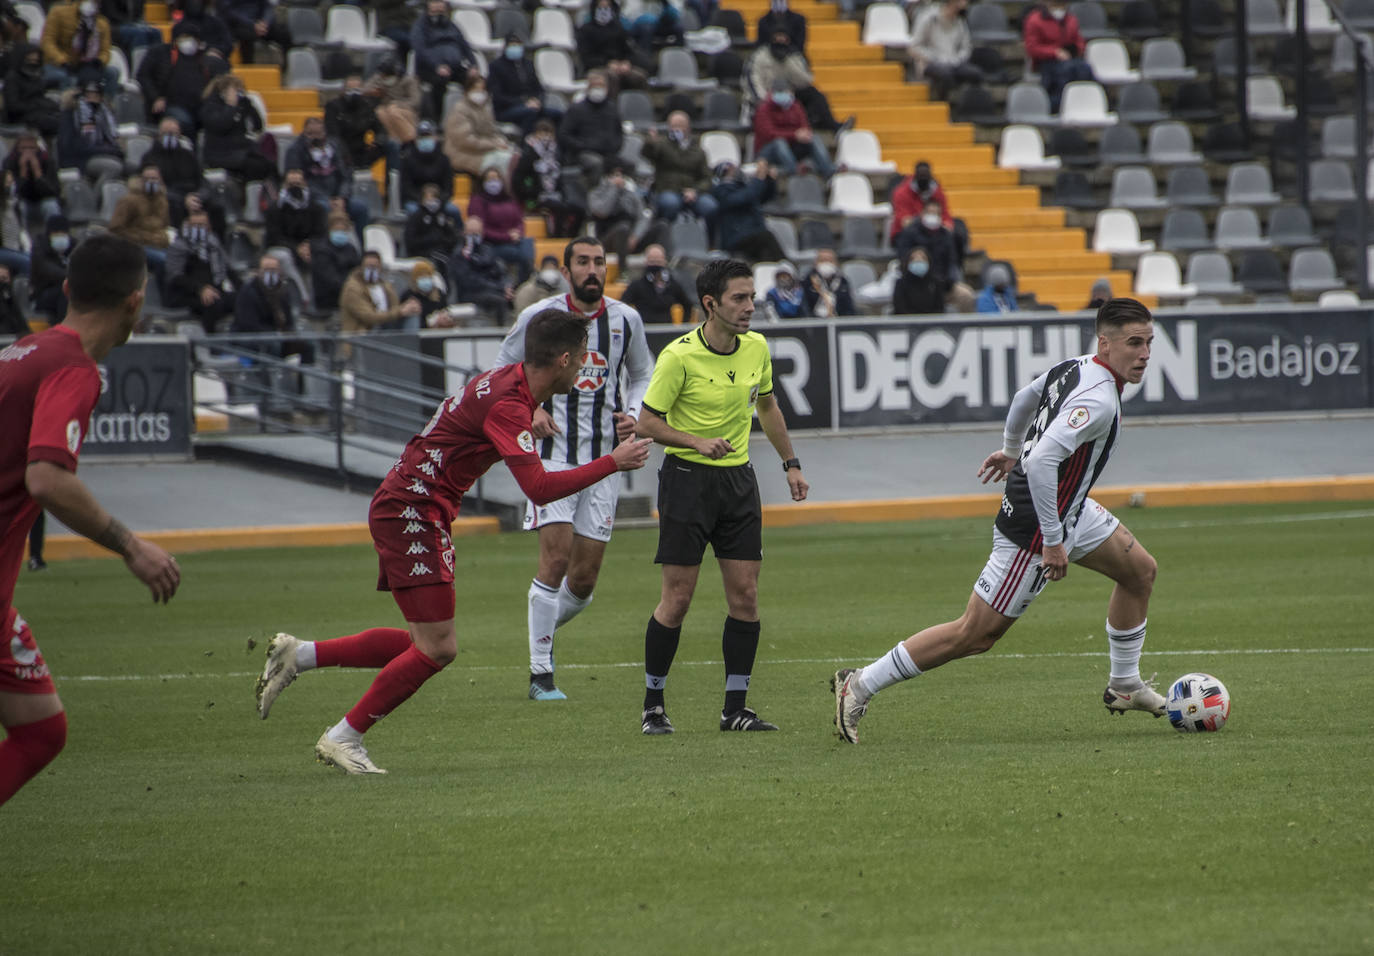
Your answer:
[976,262,1018,313]
[4,44,61,136]
[711,159,784,262]
[765,260,808,319]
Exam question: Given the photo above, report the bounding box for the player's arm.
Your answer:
[756,392,807,502]
[636,406,733,460]
[619,310,656,423]
[487,399,651,504]
[494,310,530,366]
[24,462,180,603]
[978,374,1046,484]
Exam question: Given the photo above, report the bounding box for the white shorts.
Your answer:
[522,464,619,542]
[973,497,1120,619]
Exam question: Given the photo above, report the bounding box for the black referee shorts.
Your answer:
[654,455,763,566]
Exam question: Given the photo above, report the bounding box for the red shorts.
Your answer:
[369,497,457,623]
[0,606,57,695]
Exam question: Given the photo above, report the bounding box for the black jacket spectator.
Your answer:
[56,89,124,170]
[136,38,230,124]
[401,285,448,325]
[487,53,545,116]
[232,272,295,333]
[404,203,462,263]
[757,7,806,51]
[558,95,623,165]
[146,133,203,199]
[217,0,292,63]
[802,266,856,318]
[893,264,944,314]
[264,189,327,250]
[894,221,960,288]
[166,223,238,331]
[410,11,476,80]
[2,139,62,205]
[171,7,235,58]
[30,217,72,319]
[325,88,385,170]
[308,234,361,312]
[199,79,272,180]
[399,140,455,208]
[712,171,780,258]
[448,235,509,312]
[285,133,353,205]
[576,1,642,70]
[3,44,61,136]
[622,267,694,325]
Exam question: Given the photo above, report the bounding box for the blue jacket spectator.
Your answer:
[711,162,784,262]
[975,264,1018,313]
[765,261,808,319]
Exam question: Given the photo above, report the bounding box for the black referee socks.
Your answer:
[722,616,761,714]
[643,615,682,709]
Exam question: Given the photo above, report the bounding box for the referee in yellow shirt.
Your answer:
[634,258,810,735]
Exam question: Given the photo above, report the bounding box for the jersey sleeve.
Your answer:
[640,343,684,418]
[621,307,655,419]
[29,365,100,471]
[494,307,534,366]
[1036,381,1115,458]
[1001,370,1049,458]
[482,396,540,462]
[757,338,774,396]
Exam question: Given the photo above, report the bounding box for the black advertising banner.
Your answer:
[83,338,193,459]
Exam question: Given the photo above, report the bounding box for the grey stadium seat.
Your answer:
[1159,209,1211,252]
[1225,163,1281,205]
[967,2,1018,43]
[1309,159,1357,202]
[1071,1,1113,39]
[1110,166,1166,209]
[1245,0,1288,36]
[1213,206,1268,250]
[1139,38,1197,81]
[1288,247,1343,292]
[1237,249,1288,293]
[840,217,888,259]
[1006,82,1054,126]
[1117,82,1168,124]
[1267,204,1320,247]
[1320,116,1358,159]
[618,90,656,131]
[1186,251,1244,295]
[1099,123,1146,166]
[1147,121,1202,165]
[1165,165,1220,206]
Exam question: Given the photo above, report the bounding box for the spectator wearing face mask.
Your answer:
[167,208,239,331]
[643,111,717,228]
[1085,278,1112,310]
[400,120,457,213]
[802,247,856,318]
[232,255,316,365]
[4,45,61,137]
[747,28,846,132]
[976,263,1018,313]
[588,165,658,264]
[200,73,276,184]
[909,0,981,101]
[285,115,369,234]
[513,254,570,314]
[411,0,478,120]
[364,56,422,148]
[895,200,958,282]
[621,245,693,324]
[443,75,515,178]
[30,216,73,322]
[2,131,63,230]
[0,264,30,337]
[40,0,118,89]
[137,23,229,133]
[146,116,205,224]
[754,80,836,178]
[308,211,362,313]
[577,0,651,89]
[217,0,293,65]
[467,166,534,282]
[108,162,172,277]
[894,247,943,315]
[764,260,808,320]
[512,118,585,239]
[489,34,560,135]
[711,159,785,263]
[558,70,624,190]
[171,0,234,58]
[265,167,327,264]
[401,260,453,327]
[341,250,423,332]
[57,80,125,186]
[757,0,805,52]
[890,161,952,241]
[403,183,463,266]
[1023,0,1092,113]
[328,73,387,171]
[447,215,514,324]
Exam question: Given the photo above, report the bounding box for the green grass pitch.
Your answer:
[7,501,1373,955]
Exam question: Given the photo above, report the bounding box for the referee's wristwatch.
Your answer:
[782,457,801,473]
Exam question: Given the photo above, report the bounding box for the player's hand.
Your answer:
[612,411,636,441]
[611,437,653,471]
[786,467,808,502]
[977,450,1016,484]
[1041,542,1068,582]
[124,536,180,604]
[530,405,560,439]
[694,437,734,459]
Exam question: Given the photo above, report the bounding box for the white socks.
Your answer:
[555,578,592,627]
[327,717,363,743]
[1106,618,1146,686]
[296,641,317,671]
[528,579,559,675]
[855,643,921,703]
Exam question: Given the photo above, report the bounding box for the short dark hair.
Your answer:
[563,236,603,269]
[524,308,589,367]
[696,258,753,312]
[66,234,147,312]
[1095,297,1152,334]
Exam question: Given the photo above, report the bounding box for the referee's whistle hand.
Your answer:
[612,437,654,471]
[696,438,734,459]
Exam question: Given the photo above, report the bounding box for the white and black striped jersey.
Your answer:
[994,354,1123,552]
[495,293,655,465]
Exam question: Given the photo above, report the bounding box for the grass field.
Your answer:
[7,500,1374,955]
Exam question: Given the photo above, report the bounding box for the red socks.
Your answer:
[316,627,413,668]
[0,711,68,806]
[345,646,445,733]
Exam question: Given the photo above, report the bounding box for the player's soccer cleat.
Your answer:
[255,632,302,720]
[314,730,388,775]
[27,557,47,572]
[641,706,674,735]
[1103,673,1167,717]
[720,707,778,731]
[831,667,868,744]
[528,681,568,701]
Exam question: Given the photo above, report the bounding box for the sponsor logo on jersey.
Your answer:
[398,506,423,519]
[409,562,433,577]
[66,419,82,455]
[749,384,759,406]
[406,541,430,555]
[1066,406,1091,429]
[10,635,39,667]
[574,351,610,392]
[517,430,535,454]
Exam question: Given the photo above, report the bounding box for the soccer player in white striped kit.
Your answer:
[832,298,1167,743]
[496,237,655,699]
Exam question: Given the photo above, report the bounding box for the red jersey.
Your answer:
[0,326,102,613]
[375,362,617,523]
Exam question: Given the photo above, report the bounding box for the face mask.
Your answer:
[772,92,793,108]
[914,176,931,191]
[262,271,280,287]
[586,86,607,103]
[144,180,161,194]
[771,0,787,10]
[345,87,362,98]
[329,230,351,246]
[80,1,96,15]
[51,235,71,253]
[594,6,614,24]
[816,261,836,279]
[177,39,199,55]
[1050,7,1066,18]
[287,185,306,200]
[185,225,206,242]
[908,260,929,277]
[162,134,179,149]
[648,266,667,282]
[467,91,488,106]
[922,213,941,229]
[484,179,502,195]
[505,45,524,59]
[770,43,791,58]
[539,268,560,285]
[669,128,688,144]
[422,198,440,212]
[776,275,794,291]
[430,14,446,25]
[363,267,380,283]
[416,277,435,292]
[417,137,437,153]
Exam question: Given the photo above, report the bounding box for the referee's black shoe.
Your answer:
[720,707,779,731]
[641,706,675,735]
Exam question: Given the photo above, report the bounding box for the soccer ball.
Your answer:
[1166,673,1231,733]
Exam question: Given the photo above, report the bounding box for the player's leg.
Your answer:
[716,557,776,731]
[256,626,413,719]
[0,691,67,807]
[528,520,574,699]
[555,474,618,628]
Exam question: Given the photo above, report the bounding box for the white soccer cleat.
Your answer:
[255,632,302,720]
[831,667,868,744]
[1103,673,1167,717]
[314,730,388,775]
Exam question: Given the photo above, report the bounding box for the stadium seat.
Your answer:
[1117,82,1168,124]
[1172,82,1222,123]
[1246,76,1297,122]
[997,125,1061,170]
[1246,0,1289,35]
[1119,0,1165,38]
[286,7,326,47]
[124,135,153,171]
[765,218,815,265]
[829,173,891,218]
[1085,40,1139,85]
[14,1,42,38]
[1048,128,1096,168]
[1346,0,1374,28]
[1319,116,1359,159]
[782,174,829,216]
[1317,289,1361,307]
[107,47,134,92]
[1213,206,1269,250]
[668,217,711,260]
[797,219,835,252]
[492,7,531,43]
[1098,123,1146,166]
[1058,82,1116,127]
[1309,159,1357,202]
[534,49,586,94]
[285,48,325,90]
[1166,165,1220,206]
[242,181,264,224]
[114,89,145,127]
[1070,2,1114,39]
[1301,73,1343,117]
[1268,204,1320,247]
[1139,39,1197,82]
[1202,122,1254,163]
[1225,163,1281,205]
[1191,0,1228,36]
[1092,208,1156,254]
[1186,252,1244,296]
[453,9,500,55]
[1285,0,1340,34]
[99,180,128,221]
[326,5,393,49]
[1006,83,1054,126]
[702,90,747,133]
[840,217,888,259]
[1159,209,1212,252]
[842,260,877,295]
[968,46,1010,84]
[1237,249,1289,292]
[1213,37,1262,76]
[955,86,1002,125]
[835,131,897,174]
[752,261,779,295]
[1147,122,1202,165]
[1134,252,1197,297]
[967,2,1018,44]
[700,130,741,168]
[1052,170,1099,208]
[618,90,656,131]
[653,49,716,91]
[529,8,575,49]
[1109,166,1167,209]
[862,4,911,46]
[1288,246,1343,294]
[709,8,748,44]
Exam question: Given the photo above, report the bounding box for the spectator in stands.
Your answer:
[411,0,478,120]
[747,28,846,132]
[588,165,654,263]
[307,211,361,313]
[895,199,974,310]
[558,70,624,190]
[513,253,569,313]
[1023,0,1092,113]
[4,45,61,137]
[286,116,369,234]
[1086,277,1111,310]
[754,79,836,178]
[447,215,514,324]
[57,80,125,186]
[374,0,416,58]
[757,0,805,52]
[512,118,585,238]
[975,263,1017,313]
[401,260,453,327]
[0,184,26,275]
[107,163,170,273]
[489,34,559,135]
[643,111,717,228]
[364,56,422,151]
[217,0,292,65]
[0,264,27,337]
[328,73,387,172]
[102,0,163,55]
[890,160,952,241]
[443,74,516,178]
[40,0,118,89]
[138,23,230,133]
[909,0,980,101]
[232,254,316,364]
[712,159,784,262]
[577,0,651,89]
[265,167,327,261]
[2,131,63,230]
[803,248,857,318]
[341,249,423,332]
[147,116,204,225]
[400,120,457,213]
[621,244,693,324]
[167,207,238,332]
[894,247,943,314]
[468,165,534,282]
[171,0,234,58]
[622,0,684,51]
[764,260,809,320]
[200,73,277,184]
[29,216,72,321]
[403,183,462,266]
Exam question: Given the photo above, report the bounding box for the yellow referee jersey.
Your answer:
[641,326,773,468]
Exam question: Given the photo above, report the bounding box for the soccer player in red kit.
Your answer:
[255,309,653,775]
[0,235,181,807]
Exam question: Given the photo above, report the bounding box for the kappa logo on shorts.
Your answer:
[406,541,430,555]
[418,460,438,479]
[399,505,423,520]
[403,521,427,534]
[517,430,535,454]
[1066,406,1091,429]
[426,447,444,466]
[409,562,433,577]
[408,478,430,496]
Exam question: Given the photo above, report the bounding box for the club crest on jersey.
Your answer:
[442,547,455,572]
[575,350,609,392]
[517,429,535,454]
[1066,406,1091,429]
[748,384,759,406]
[66,419,82,455]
